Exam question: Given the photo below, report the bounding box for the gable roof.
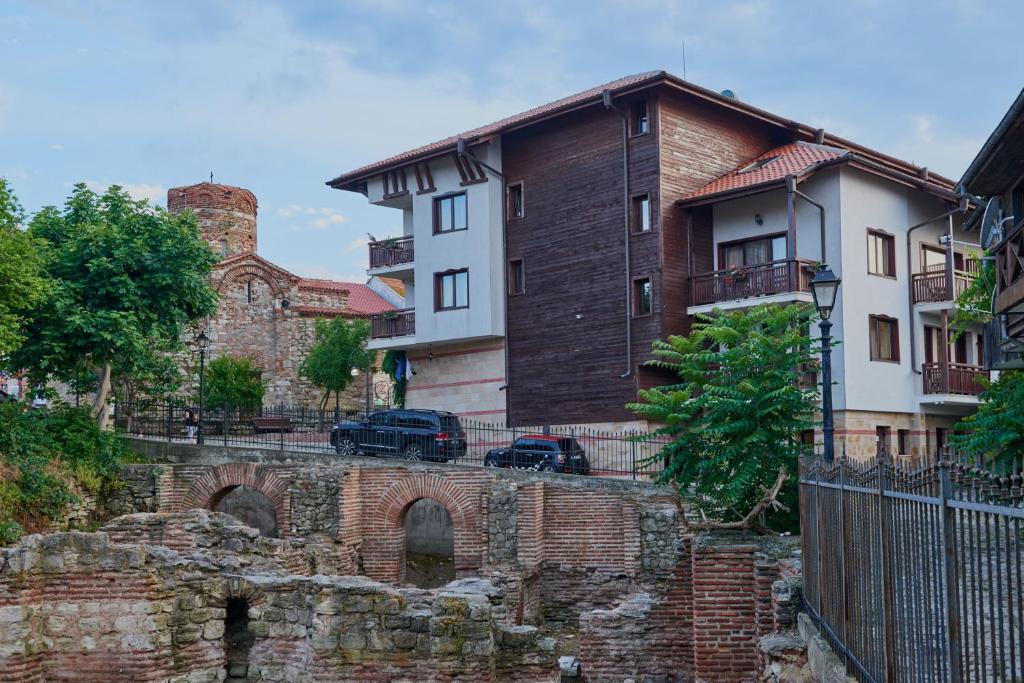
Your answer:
[326,70,953,192]
[959,87,1024,195]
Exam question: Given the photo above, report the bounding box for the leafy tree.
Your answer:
[11,184,219,425]
[204,356,265,410]
[951,254,996,338]
[299,317,372,411]
[382,350,407,408]
[0,179,50,358]
[950,371,1024,469]
[628,304,819,532]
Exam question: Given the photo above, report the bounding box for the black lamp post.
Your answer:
[196,331,210,445]
[809,264,841,463]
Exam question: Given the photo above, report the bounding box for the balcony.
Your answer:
[911,263,978,304]
[921,362,987,396]
[368,236,414,275]
[370,308,415,340]
[994,221,1024,327]
[689,258,816,311]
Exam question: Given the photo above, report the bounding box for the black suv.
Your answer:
[484,435,591,475]
[330,409,467,462]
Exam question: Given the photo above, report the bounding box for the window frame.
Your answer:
[631,193,653,234]
[869,314,901,363]
[508,258,525,296]
[632,275,653,317]
[507,182,524,220]
[717,232,788,269]
[434,268,470,311]
[432,192,469,235]
[630,99,650,136]
[866,228,897,278]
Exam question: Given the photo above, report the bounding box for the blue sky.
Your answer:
[2,1,1022,283]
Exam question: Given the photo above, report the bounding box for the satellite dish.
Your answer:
[979,197,1005,250]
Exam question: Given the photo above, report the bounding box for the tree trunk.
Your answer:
[91,362,113,429]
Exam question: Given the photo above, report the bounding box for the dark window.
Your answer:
[935,427,948,454]
[509,258,525,295]
[368,412,391,426]
[246,280,254,303]
[897,429,910,456]
[869,315,900,362]
[631,100,649,135]
[720,234,787,268]
[876,426,892,455]
[867,229,896,277]
[954,334,968,364]
[508,183,524,219]
[977,332,985,367]
[435,269,469,310]
[633,277,652,316]
[800,429,816,445]
[632,194,651,233]
[433,193,468,234]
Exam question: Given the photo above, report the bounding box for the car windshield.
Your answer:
[558,438,583,454]
[439,415,463,435]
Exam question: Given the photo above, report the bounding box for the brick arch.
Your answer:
[371,474,481,582]
[181,463,291,536]
[215,263,288,299]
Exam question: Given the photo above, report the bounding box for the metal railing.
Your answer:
[113,400,669,481]
[922,362,988,396]
[370,308,415,339]
[800,453,1024,682]
[689,258,816,307]
[368,235,414,269]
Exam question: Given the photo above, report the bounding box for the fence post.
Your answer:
[224,403,229,446]
[279,405,285,451]
[878,453,896,681]
[938,461,963,683]
[166,397,172,442]
[630,430,637,480]
[814,460,823,620]
[838,457,849,653]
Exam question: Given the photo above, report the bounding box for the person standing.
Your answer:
[183,407,198,441]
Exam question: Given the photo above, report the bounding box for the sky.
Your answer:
[2,0,1023,284]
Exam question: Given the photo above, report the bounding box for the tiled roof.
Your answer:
[376,277,406,297]
[297,278,394,315]
[682,142,849,202]
[327,71,664,187]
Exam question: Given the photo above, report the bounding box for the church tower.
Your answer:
[167,181,258,259]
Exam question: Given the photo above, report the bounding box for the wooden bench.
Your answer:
[251,417,294,434]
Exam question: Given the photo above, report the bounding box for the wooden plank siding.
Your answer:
[502,85,787,426]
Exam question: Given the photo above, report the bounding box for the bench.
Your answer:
[251,417,294,434]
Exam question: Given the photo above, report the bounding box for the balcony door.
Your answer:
[720,234,787,269]
[924,325,968,364]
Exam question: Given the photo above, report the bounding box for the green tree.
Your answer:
[950,371,1024,469]
[0,179,50,358]
[299,317,372,411]
[628,304,819,532]
[11,184,219,425]
[951,254,996,338]
[204,356,265,410]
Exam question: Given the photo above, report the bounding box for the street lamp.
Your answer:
[196,331,210,446]
[809,264,841,463]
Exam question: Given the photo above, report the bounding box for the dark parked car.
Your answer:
[483,435,591,474]
[330,409,466,462]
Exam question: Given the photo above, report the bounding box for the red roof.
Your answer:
[297,278,394,315]
[683,142,848,203]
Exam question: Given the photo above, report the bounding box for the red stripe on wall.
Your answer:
[406,377,506,392]
[407,345,505,362]
[459,409,506,417]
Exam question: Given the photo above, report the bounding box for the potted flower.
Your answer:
[723,265,747,285]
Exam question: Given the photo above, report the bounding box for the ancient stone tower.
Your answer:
[167,181,258,259]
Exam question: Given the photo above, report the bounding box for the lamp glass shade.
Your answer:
[196,331,211,350]
[810,265,841,320]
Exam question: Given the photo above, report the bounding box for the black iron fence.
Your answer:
[800,453,1024,682]
[113,400,668,481]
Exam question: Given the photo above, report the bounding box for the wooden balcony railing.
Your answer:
[689,258,816,307]
[911,262,978,304]
[370,309,415,339]
[921,362,987,396]
[369,235,414,269]
[994,221,1024,318]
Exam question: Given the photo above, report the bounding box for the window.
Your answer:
[869,315,900,362]
[435,269,469,310]
[509,259,525,295]
[220,239,228,257]
[720,234,787,268]
[631,100,649,135]
[867,229,896,277]
[921,244,946,272]
[897,429,910,456]
[935,427,948,454]
[508,183,524,219]
[977,332,985,367]
[800,429,816,446]
[433,193,468,234]
[246,280,254,303]
[632,194,651,233]
[633,277,652,316]
[876,426,892,455]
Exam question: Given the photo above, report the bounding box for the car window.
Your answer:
[439,416,462,434]
[559,438,582,453]
[369,412,390,426]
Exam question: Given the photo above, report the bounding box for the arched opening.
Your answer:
[214,485,278,537]
[224,597,254,682]
[404,498,455,588]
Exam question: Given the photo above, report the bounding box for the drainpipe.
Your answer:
[785,175,827,262]
[603,89,633,378]
[906,196,970,374]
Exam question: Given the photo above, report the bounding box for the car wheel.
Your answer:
[403,443,423,461]
[335,436,356,456]
[538,463,555,473]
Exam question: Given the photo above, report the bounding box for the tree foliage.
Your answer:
[10,184,219,423]
[628,304,819,531]
[203,356,265,410]
[950,371,1024,469]
[299,317,372,410]
[0,179,50,358]
[951,254,995,338]
[382,350,407,408]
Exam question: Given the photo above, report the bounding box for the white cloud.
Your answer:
[84,180,166,206]
[48,143,64,151]
[343,236,370,253]
[276,204,347,230]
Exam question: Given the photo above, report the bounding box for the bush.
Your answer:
[203,356,265,410]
